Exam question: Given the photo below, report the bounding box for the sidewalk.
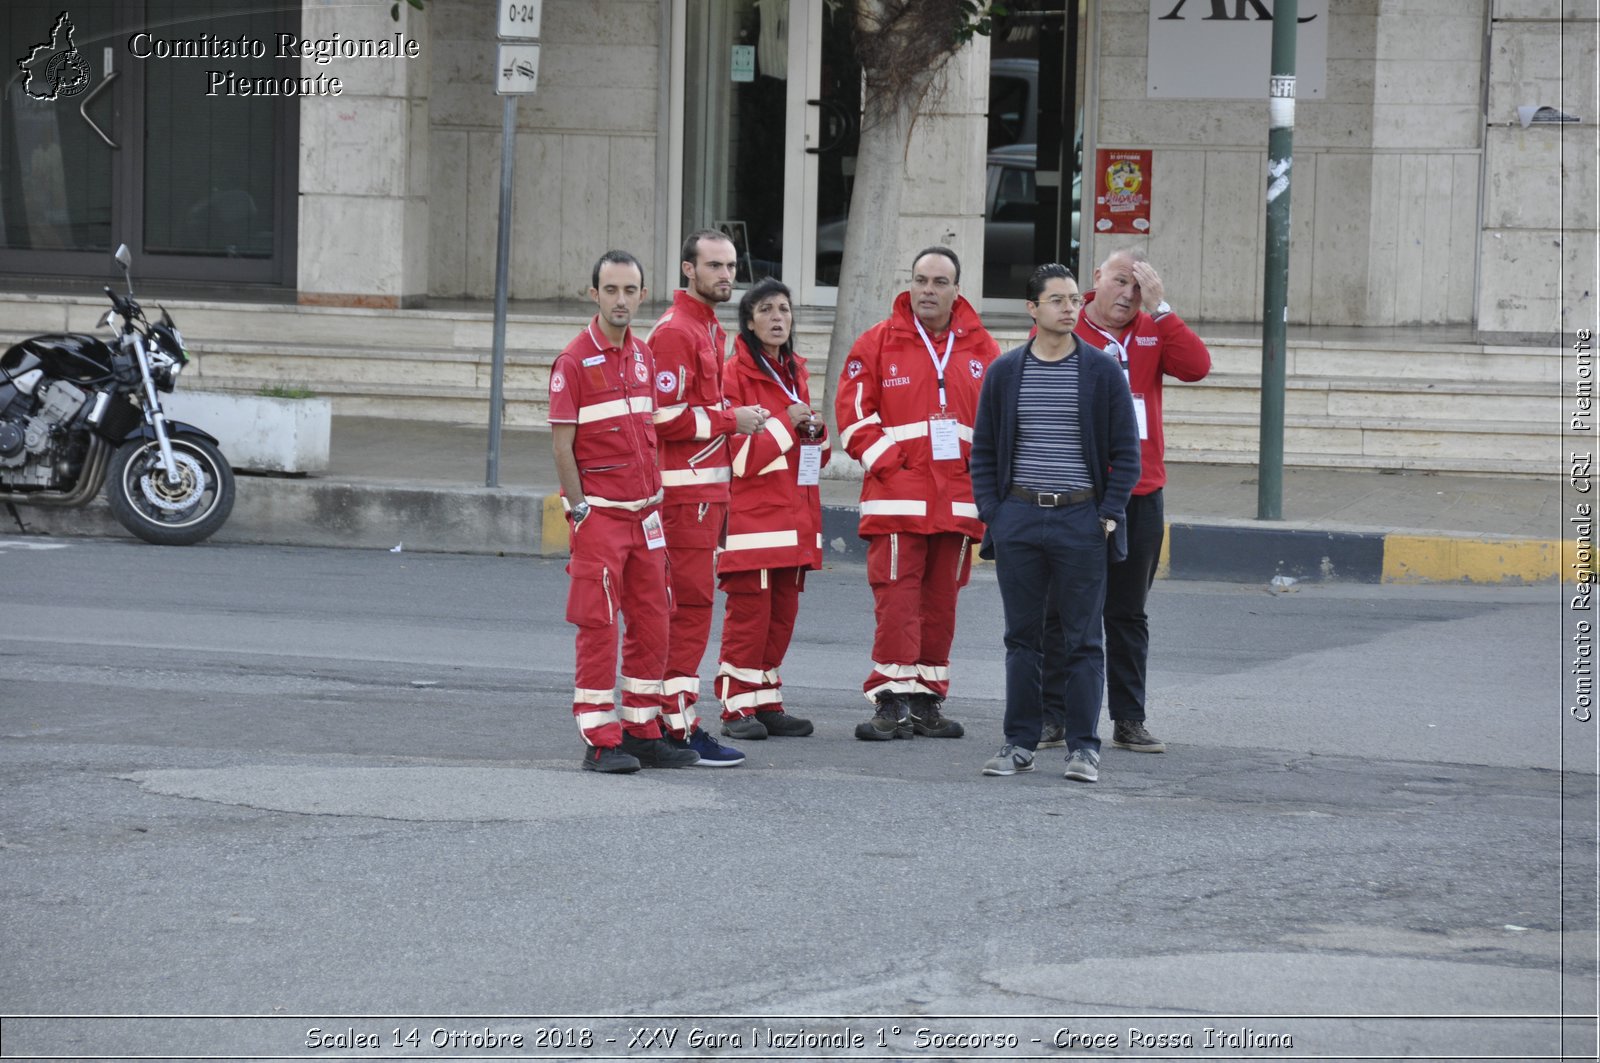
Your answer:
[5,416,1563,584]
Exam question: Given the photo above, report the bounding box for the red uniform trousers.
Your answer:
[566,509,669,746]
[716,567,805,717]
[863,531,973,701]
[656,500,726,739]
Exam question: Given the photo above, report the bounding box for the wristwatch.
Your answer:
[570,501,592,526]
[1101,517,1117,536]
[1152,301,1172,320]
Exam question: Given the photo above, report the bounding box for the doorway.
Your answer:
[675,0,860,306]
[0,0,298,285]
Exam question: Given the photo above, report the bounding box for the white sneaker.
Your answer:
[982,744,1035,776]
[1063,748,1100,783]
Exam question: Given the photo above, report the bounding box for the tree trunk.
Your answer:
[820,70,941,438]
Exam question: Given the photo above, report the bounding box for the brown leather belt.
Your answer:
[1009,485,1095,508]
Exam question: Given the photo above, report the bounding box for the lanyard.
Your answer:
[1082,318,1132,381]
[913,318,955,410]
[754,349,802,406]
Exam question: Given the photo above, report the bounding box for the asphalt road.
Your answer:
[0,536,1593,1061]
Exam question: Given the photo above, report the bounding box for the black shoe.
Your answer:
[856,692,910,741]
[757,709,814,737]
[1112,720,1166,753]
[582,745,641,773]
[1037,723,1066,749]
[619,732,700,768]
[908,693,964,738]
[720,714,769,740]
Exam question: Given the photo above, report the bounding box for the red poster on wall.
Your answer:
[1093,149,1153,235]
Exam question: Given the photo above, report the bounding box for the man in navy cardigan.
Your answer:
[970,263,1141,783]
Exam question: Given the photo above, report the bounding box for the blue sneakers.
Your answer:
[682,726,745,768]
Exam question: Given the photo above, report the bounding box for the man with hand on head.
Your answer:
[1040,249,1212,755]
[834,246,1000,743]
[645,229,766,765]
[548,250,696,773]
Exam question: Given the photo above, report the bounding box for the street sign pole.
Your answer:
[486,94,517,488]
[486,1,542,488]
[1257,0,1297,520]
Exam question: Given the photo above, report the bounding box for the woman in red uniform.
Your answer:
[714,278,830,739]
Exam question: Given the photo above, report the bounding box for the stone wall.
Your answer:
[899,37,993,301]
[1091,0,1488,327]
[297,2,432,308]
[1479,0,1596,338]
[427,0,662,302]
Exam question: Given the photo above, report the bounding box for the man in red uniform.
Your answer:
[1041,248,1212,753]
[646,230,766,761]
[548,250,697,773]
[834,246,1001,741]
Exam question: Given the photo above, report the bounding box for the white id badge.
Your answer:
[796,444,822,486]
[641,510,667,550]
[929,415,962,461]
[1131,394,1149,440]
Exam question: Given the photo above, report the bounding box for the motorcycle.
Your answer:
[0,245,235,546]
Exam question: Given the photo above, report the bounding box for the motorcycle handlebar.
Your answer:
[103,286,139,320]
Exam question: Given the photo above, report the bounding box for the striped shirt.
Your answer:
[1012,346,1092,493]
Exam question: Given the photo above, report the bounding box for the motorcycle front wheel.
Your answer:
[106,435,236,546]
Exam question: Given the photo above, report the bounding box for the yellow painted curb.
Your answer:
[540,493,569,556]
[1382,535,1560,584]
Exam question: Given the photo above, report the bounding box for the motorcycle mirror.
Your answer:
[114,244,134,294]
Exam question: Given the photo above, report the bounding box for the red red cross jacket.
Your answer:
[833,292,1000,538]
[719,336,831,573]
[1074,290,1212,496]
[647,291,738,504]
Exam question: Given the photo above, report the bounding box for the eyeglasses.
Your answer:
[1034,294,1083,309]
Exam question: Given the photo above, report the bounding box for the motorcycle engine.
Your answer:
[0,379,92,487]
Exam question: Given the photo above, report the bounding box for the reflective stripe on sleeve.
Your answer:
[766,418,794,451]
[861,436,896,472]
[840,412,880,449]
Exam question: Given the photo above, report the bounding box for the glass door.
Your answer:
[1,0,297,285]
[680,0,790,285]
[984,1,1090,306]
[677,0,860,305]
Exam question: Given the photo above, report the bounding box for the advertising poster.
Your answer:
[1093,148,1153,235]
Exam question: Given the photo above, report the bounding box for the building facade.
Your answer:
[1,0,1592,339]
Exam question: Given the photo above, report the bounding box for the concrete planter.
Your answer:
[163,390,331,475]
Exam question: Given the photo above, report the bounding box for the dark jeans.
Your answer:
[990,496,1107,756]
[1043,489,1165,727]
